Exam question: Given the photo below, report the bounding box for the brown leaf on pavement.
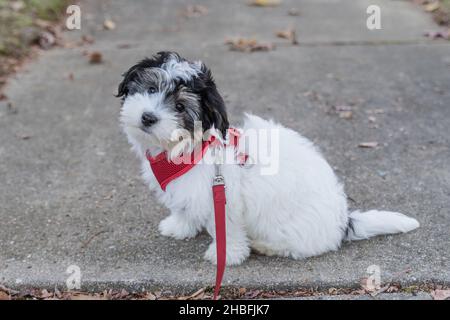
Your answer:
[239,288,247,296]
[276,27,299,45]
[81,35,95,45]
[144,292,157,300]
[182,5,208,18]
[358,142,379,148]
[339,111,353,119]
[424,29,450,40]
[103,19,116,30]
[40,289,53,299]
[0,291,10,300]
[225,38,275,52]
[89,51,103,64]
[431,289,450,300]
[249,0,281,7]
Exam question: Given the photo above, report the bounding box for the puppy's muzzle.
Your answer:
[141,112,158,127]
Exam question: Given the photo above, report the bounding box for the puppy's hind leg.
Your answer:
[158,210,202,240]
[204,212,250,266]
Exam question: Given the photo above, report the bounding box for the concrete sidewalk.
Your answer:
[0,0,449,294]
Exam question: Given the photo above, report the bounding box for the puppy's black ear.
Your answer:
[198,66,229,138]
[116,64,140,98]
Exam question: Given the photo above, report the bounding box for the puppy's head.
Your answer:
[117,51,228,155]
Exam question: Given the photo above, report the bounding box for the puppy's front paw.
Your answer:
[204,242,250,266]
[158,215,199,240]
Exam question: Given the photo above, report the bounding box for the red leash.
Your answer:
[212,165,226,300]
[146,128,246,300]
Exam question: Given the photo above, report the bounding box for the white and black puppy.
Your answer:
[118,51,419,266]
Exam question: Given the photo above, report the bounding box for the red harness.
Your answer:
[146,128,244,300]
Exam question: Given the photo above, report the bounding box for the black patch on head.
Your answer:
[116,51,180,98]
[189,64,229,137]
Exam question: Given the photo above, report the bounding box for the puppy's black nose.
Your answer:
[141,112,158,127]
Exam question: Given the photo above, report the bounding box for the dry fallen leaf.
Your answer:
[339,111,353,119]
[187,288,205,300]
[40,289,53,299]
[431,289,450,300]
[247,290,262,299]
[0,93,8,101]
[0,291,10,300]
[17,134,32,140]
[358,142,379,148]
[276,27,298,45]
[424,2,440,12]
[89,51,103,64]
[249,0,281,7]
[182,5,208,18]
[360,277,381,293]
[334,105,352,112]
[424,30,450,40]
[225,38,275,52]
[103,19,116,30]
[70,293,107,300]
[81,35,95,44]
[144,292,157,300]
[38,31,56,50]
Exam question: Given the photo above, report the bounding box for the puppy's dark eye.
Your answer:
[175,103,185,112]
[148,86,158,94]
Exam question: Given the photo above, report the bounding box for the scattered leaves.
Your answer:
[249,0,281,7]
[0,93,8,101]
[245,289,262,299]
[424,29,450,40]
[225,38,275,52]
[276,27,299,45]
[185,288,206,300]
[182,5,208,18]
[431,289,450,300]
[89,51,103,64]
[103,19,116,30]
[330,105,353,119]
[358,142,378,148]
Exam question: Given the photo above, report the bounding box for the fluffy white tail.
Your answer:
[345,210,419,241]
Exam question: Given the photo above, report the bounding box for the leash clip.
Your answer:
[213,163,225,186]
[213,175,225,186]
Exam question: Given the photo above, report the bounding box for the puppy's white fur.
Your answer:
[122,109,420,265]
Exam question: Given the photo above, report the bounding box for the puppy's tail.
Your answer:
[345,210,419,241]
